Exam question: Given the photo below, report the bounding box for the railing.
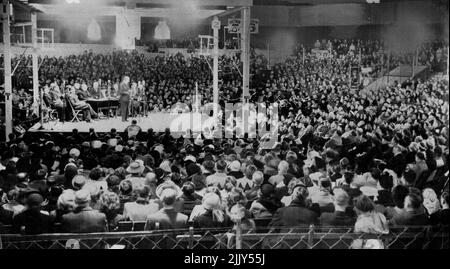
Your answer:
[0,225,448,249]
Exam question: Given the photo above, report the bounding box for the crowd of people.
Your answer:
[0,38,448,249]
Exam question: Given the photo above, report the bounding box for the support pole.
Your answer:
[241,6,250,136]
[2,0,13,141]
[31,12,39,114]
[212,16,219,119]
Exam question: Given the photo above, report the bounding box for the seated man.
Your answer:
[89,81,101,98]
[67,87,98,122]
[46,85,65,121]
[76,83,92,101]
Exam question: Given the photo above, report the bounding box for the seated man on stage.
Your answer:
[67,87,98,122]
[90,81,101,98]
[48,84,65,121]
[76,83,92,101]
[130,82,146,117]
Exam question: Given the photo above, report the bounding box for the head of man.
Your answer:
[160,188,177,208]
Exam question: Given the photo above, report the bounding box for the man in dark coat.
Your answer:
[12,192,54,235]
[119,76,131,122]
[389,192,429,226]
[145,188,188,230]
[320,189,355,227]
[61,189,107,233]
[269,184,318,227]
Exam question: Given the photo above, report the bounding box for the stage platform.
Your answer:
[28,113,215,133]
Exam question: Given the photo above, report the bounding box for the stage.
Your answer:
[28,112,217,133]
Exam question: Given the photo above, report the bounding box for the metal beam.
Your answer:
[212,16,219,118]
[29,0,253,8]
[31,12,39,114]
[241,6,250,136]
[2,0,13,141]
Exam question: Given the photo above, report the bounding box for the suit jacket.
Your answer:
[389,209,429,226]
[319,210,355,227]
[119,82,130,103]
[144,208,188,230]
[12,209,54,235]
[269,200,319,227]
[193,210,232,229]
[61,207,107,233]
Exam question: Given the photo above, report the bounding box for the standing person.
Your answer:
[119,76,131,122]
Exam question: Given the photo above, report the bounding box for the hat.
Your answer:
[57,189,76,209]
[154,145,164,155]
[115,145,123,152]
[108,138,118,147]
[74,189,91,207]
[334,189,350,206]
[229,160,241,172]
[202,192,221,210]
[126,161,144,174]
[69,148,80,158]
[155,181,182,199]
[91,140,102,149]
[184,155,196,163]
[72,175,87,190]
[159,160,172,173]
[81,141,90,148]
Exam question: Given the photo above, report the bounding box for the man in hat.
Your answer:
[144,188,188,230]
[319,188,355,227]
[125,161,145,188]
[61,189,107,233]
[12,192,54,234]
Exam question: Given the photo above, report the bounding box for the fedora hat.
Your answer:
[155,181,182,199]
[74,189,91,207]
[126,161,144,174]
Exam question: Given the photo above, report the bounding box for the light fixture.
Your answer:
[87,18,101,41]
[66,0,81,4]
[154,20,171,40]
[366,0,380,3]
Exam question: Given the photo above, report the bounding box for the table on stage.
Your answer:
[86,97,119,117]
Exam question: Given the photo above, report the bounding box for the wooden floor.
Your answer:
[28,112,215,133]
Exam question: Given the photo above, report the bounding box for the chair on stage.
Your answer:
[65,95,84,122]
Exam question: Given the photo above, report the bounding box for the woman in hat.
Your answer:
[192,192,231,229]
[249,183,283,219]
[51,189,76,223]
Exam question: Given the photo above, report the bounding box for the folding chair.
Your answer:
[65,95,83,122]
